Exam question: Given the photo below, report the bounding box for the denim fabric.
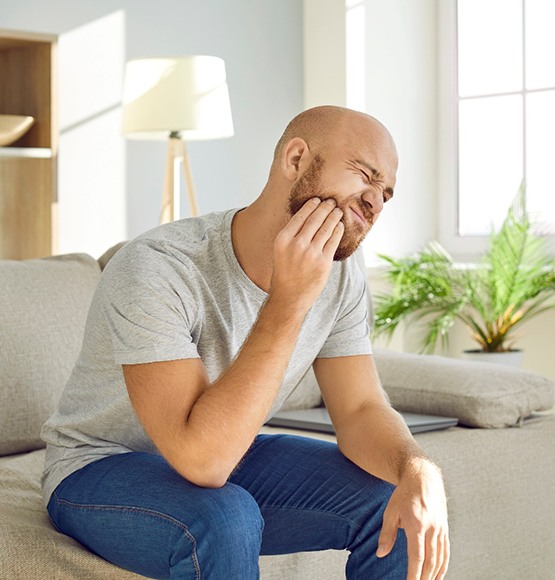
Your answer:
[47,434,408,579]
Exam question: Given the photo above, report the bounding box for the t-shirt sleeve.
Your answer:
[99,242,201,365]
[317,260,373,359]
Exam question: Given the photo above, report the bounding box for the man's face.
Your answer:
[288,154,378,261]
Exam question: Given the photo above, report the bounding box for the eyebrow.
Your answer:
[355,159,395,198]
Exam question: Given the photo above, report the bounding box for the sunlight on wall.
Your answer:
[361,0,437,267]
[345,0,366,112]
[57,11,126,258]
[303,0,346,108]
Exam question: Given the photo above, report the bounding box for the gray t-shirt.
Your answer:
[41,209,371,505]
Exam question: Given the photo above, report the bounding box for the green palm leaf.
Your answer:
[373,185,555,353]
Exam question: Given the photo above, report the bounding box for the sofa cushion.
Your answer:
[0,450,144,579]
[98,241,127,271]
[0,254,101,455]
[0,449,349,580]
[280,367,323,411]
[374,348,555,428]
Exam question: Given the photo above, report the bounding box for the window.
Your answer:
[440,0,555,257]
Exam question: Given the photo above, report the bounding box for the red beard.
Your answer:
[288,154,374,261]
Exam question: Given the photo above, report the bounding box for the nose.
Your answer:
[361,189,384,216]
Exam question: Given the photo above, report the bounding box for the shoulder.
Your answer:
[329,250,367,293]
[103,210,235,281]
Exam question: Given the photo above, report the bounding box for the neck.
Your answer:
[231,186,289,292]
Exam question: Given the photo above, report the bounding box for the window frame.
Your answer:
[438,0,555,261]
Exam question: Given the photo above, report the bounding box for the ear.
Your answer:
[281,137,311,182]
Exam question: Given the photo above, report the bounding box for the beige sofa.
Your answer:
[1,248,554,580]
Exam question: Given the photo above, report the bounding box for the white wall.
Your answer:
[0,0,303,256]
[303,0,347,108]
[362,0,438,264]
[303,0,555,382]
[303,0,438,265]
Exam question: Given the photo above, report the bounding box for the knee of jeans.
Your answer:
[202,484,264,551]
[346,476,397,545]
[369,478,396,520]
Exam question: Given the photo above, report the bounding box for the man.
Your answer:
[42,106,449,579]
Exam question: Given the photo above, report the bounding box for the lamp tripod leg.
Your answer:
[180,140,199,217]
[161,138,180,224]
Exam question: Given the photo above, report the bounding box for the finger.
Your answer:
[433,530,449,580]
[322,220,344,260]
[430,533,445,580]
[376,505,399,558]
[436,532,450,580]
[420,529,438,580]
[293,198,338,242]
[406,532,425,580]
[281,198,322,236]
[312,207,343,249]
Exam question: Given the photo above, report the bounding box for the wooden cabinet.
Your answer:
[0,29,57,259]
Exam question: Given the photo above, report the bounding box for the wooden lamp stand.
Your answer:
[161,131,199,224]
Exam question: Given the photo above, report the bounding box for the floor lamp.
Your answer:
[122,56,234,223]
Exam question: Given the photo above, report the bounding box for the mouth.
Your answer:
[350,206,366,226]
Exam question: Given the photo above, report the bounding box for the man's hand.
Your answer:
[123,199,344,489]
[377,458,450,580]
[270,197,344,311]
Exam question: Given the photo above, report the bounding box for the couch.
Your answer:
[1,247,554,580]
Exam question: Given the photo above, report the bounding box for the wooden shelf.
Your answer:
[0,29,57,260]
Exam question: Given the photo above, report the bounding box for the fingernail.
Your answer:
[333,207,343,215]
[325,198,336,206]
[311,197,321,204]
[376,545,387,557]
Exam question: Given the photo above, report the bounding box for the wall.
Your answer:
[0,0,303,257]
[304,0,438,265]
[303,0,555,382]
[362,0,438,264]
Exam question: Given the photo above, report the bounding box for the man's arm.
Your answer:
[313,354,449,580]
[122,198,344,488]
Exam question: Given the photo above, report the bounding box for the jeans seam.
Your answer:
[53,494,201,579]
[262,503,362,544]
[262,503,361,528]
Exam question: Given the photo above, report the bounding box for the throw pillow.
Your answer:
[374,348,555,428]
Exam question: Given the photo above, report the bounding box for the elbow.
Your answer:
[164,429,242,489]
[171,452,232,489]
[185,468,229,489]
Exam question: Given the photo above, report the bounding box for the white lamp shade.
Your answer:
[122,56,234,140]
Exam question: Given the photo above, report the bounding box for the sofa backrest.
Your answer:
[0,254,101,456]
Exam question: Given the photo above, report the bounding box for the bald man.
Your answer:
[42,106,449,579]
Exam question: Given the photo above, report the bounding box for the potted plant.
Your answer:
[372,187,555,364]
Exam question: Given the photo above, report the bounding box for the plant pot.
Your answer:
[462,349,524,368]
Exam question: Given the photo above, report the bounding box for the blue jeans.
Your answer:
[47,434,408,579]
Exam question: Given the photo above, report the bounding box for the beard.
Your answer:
[288,154,375,261]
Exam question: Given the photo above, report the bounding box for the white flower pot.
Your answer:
[462,349,524,368]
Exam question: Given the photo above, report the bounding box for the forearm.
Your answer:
[181,293,307,486]
[314,354,449,574]
[125,198,344,488]
[336,403,436,485]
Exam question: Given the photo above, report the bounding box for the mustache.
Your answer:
[341,199,375,226]
[359,202,375,225]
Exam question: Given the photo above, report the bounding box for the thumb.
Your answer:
[377,508,399,558]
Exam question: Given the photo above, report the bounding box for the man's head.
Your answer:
[271,106,398,260]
